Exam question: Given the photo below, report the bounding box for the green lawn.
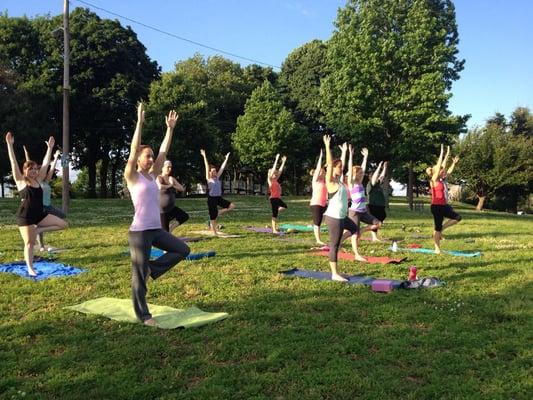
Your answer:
[0,196,531,399]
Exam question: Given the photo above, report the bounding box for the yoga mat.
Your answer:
[125,248,216,260]
[0,260,85,281]
[392,247,481,257]
[176,237,208,243]
[65,297,228,329]
[191,230,243,238]
[312,250,407,264]
[244,226,284,235]
[280,268,402,287]
[406,243,422,248]
[279,224,327,232]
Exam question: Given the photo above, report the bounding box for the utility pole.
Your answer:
[62,0,70,213]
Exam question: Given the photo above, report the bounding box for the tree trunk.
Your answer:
[476,196,485,211]
[1,175,4,198]
[88,159,97,198]
[407,162,414,210]
[99,154,109,198]
[110,158,118,198]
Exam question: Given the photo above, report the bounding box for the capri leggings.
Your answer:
[431,204,462,232]
[270,198,287,218]
[325,215,359,262]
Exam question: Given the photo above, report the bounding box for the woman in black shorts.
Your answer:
[200,149,235,236]
[366,161,388,241]
[157,160,189,233]
[5,132,68,276]
[267,154,287,234]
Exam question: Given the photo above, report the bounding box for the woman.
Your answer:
[268,154,287,234]
[427,145,461,254]
[309,149,327,245]
[322,136,361,281]
[157,160,189,233]
[366,161,388,242]
[347,146,381,250]
[5,133,67,276]
[124,103,190,326]
[200,149,235,236]
[23,146,67,251]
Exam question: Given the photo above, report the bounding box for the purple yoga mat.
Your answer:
[244,226,285,235]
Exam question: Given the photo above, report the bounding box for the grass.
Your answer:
[0,195,531,399]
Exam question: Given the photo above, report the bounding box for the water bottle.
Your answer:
[392,241,398,252]
[409,266,417,281]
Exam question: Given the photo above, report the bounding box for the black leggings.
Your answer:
[326,216,358,262]
[128,229,190,322]
[270,198,287,218]
[310,205,327,226]
[160,207,189,232]
[431,204,462,231]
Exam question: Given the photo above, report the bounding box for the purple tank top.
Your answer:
[128,172,162,231]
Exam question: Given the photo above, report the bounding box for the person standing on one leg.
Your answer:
[268,154,288,234]
[124,103,190,326]
[426,145,462,254]
[5,133,67,277]
[157,160,189,233]
[309,149,327,245]
[367,161,388,242]
[200,150,235,236]
[322,136,360,281]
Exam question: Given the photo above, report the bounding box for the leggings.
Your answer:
[128,229,190,322]
[37,205,67,247]
[160,206,189,232]
[325,216,358,262]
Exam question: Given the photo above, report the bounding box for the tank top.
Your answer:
[159,179,176,213]
[349,183,367,212]
[269,180,281,199]
[431,180,447,205]
[324,180,348,219]
[41,181,52,207]
[16,184,45,218]
[310,179,327,207]
[128,172,161,231]
[208,179,222,197]
[367,182,385,207]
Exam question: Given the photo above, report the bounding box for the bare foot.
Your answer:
[272,230,279,234]
[143,318,157,327]
[316,240,327,246]
[331,273,348,282]
[28,268,38,277]
[434,248,442,255]
[354,255,367,262]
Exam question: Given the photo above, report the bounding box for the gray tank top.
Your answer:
[208,179,222,197]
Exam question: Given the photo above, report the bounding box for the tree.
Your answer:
[232,81,309,192]
[509,107,533,137]
[320,0,468,208]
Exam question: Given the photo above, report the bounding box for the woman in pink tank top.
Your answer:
[124,103,190,326]
[309,149,328,245]
[426,144,462,254]
[267,154,287,233]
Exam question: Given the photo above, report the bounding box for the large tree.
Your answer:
[320,0,468,208]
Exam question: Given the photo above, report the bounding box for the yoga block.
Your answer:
[371,280,395,293]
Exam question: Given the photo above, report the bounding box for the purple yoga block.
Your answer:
[371,280,395,293]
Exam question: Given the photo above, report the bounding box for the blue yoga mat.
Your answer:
[392,247,481,257]
[280,268,403,288]
[0,260,85,281]
[149,248,216,260]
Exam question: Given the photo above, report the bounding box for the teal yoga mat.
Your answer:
[392,247,481,257]
[279,224,327,232]
[66,297,228,329]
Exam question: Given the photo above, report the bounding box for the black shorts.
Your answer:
[348,209,380,228]
[207,196,231,220]
[368,205,386,222]
[431,204,462,231]
[270,198,287,218]
[310,205,327,226]
[160,206,190,231]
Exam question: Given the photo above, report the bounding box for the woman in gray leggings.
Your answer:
[124,103,190,326]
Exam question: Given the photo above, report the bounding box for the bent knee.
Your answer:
[455,215,462,222]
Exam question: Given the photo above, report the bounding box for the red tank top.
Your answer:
[269,180,281,199]
[431,180,447,205]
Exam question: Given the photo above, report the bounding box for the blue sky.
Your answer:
[2,0,532,128]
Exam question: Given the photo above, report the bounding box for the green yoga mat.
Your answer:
[279,224,327,232]
[65,297,228,329]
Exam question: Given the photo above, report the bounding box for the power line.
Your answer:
[72,0,281,70]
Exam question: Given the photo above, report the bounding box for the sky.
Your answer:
[2,0,532,128]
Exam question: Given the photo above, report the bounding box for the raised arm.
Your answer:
[200,149,210,181]
[272,153,280,173]
[339,142,347,172]
[268,154,280,185]
[379,161,388,182]
[431,144,444,183]
[23,145,31,162]
[152,110,178,177]
[278,156,287,176]
[370,161,383,186]
[347,144,354,187]
[360,148,369,174]
[447,156,459,176]
[124,103,145,184]
[217,152,230,178]
[37,136,55,181]
[46,149,62,181]
[323,135,338,193]
[312,149,323,183]
[5,132,23,184]
[442,145,451,172]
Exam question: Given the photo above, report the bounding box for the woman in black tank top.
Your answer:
[5,132,68,277]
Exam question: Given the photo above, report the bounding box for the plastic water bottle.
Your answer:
[409,266,417,281]
[392,241,398,252]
